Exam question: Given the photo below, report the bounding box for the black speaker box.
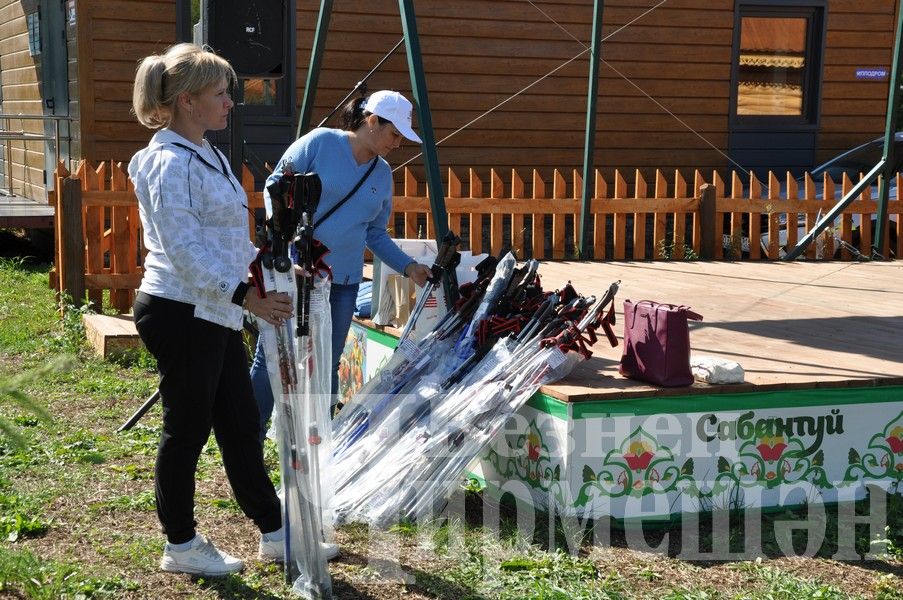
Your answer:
[206,0,286,78]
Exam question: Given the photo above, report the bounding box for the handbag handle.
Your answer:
[629,300,703,325]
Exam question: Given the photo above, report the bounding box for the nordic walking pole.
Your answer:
[116,389,160,432]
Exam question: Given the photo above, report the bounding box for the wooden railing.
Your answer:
[52,161,902,313]
[52,161,263,313]
[392,167,703,261]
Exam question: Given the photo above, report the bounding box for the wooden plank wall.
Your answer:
[0,0,46,200]
[818,0,898,163]
[295,0,732,191]
[54,0,897,192]
[294,0,896,195]
[76,0,177,163]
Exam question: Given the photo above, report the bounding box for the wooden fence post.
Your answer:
[593,169,607,260]
[60,177,85,309]
[469,169,484,255]
[699,183,716,260]
[511,169,525,258]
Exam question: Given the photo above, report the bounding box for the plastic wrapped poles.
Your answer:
[258,266,332,599]
[331,270,620,527]
[298,277,336,544]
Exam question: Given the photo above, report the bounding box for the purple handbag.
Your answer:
[619,299,703,387]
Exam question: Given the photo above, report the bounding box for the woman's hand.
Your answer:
[404,262,432,287]
[245,291,294,326]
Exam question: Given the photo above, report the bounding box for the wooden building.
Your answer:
[0,0,899,203]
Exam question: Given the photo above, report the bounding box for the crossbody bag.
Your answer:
[313,157,378,229]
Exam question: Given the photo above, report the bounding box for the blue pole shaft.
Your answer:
[579,0,605,259]
[398,0,449,241]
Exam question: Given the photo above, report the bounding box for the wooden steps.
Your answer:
[83,313,141,359]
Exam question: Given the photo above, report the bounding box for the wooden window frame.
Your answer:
[729,0,827,132]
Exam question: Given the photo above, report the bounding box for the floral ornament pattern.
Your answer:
[484,407,901,515]
[574,426,698,507]
[712,430,831,495]
[484,418,561,494]
[844,410,903,485]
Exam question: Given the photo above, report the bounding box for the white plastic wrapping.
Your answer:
[330,259,619,529]
[257,267,332,599]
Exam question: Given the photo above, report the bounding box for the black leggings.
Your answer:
[133,292,281,544]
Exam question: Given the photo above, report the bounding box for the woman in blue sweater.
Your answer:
[250,90,430,440]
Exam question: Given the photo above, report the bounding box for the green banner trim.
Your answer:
[365,326,399,349]
[526,392,570,420]
[570,386,903,420]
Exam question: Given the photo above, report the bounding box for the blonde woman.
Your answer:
[129,43,290,576]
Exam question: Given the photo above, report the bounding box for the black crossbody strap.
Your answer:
[314,157,378,229]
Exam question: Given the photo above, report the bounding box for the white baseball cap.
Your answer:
[362,90,422,144]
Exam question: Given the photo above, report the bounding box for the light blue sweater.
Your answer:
[263,128,413,284]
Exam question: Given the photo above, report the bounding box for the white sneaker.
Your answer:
[258,533,284,561]
[160,534,244,576]
[257,536,341,562]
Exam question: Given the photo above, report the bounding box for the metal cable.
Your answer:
[525,0,749,175]
[395,0,749,176]
[316,38,405,129]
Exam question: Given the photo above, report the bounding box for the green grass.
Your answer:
[732,560,849,599]
[0,545,138,599]
[0,490,50,541]
[93,489,157,513]
[1,255,901,599]
[0,257,59,354]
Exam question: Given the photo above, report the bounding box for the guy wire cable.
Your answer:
[393,47,590,172]
[394,0,749,177]
[394,0,669,171]
[525,0,750,176]
[315,37,405,129]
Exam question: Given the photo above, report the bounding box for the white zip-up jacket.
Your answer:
[128,129,256,330]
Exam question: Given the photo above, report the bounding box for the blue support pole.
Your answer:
[579,0,605,259]
[398,0,449,241]
[296,0,333,138]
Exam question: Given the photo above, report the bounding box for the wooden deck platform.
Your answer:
[0,193,54,228]
[535,260,903,402]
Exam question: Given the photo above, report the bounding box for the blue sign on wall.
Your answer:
[856,68,888,80]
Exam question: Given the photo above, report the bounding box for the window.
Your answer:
[731,3,826,124]
[27,12,41,56]
[242,78,279,106]
[737,16,807,115]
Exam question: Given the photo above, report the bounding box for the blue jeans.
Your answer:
[250,282,360,440]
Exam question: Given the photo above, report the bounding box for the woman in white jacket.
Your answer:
[128,43,291,577]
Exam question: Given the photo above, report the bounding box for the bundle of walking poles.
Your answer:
[331,246,620,526]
